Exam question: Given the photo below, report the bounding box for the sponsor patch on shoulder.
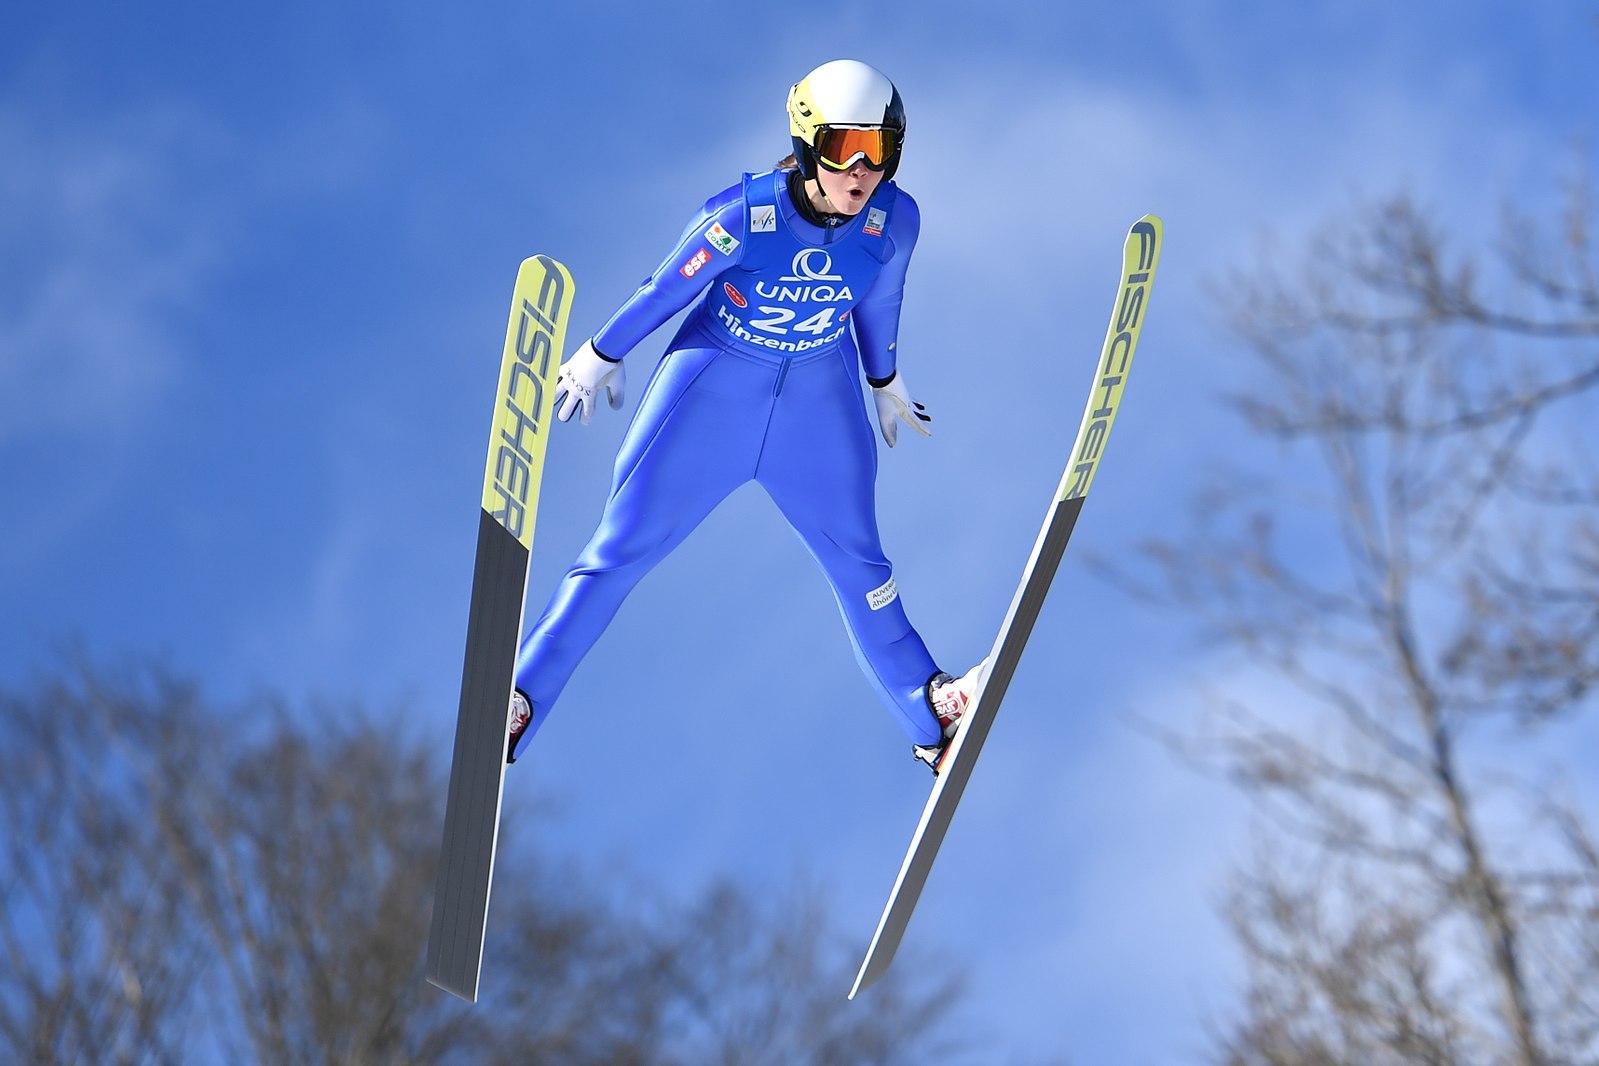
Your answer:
[680,247,713,279]
[749,204,777,233]
[864,207,887,236]
[866,576,898,611]
[706,221,739,255]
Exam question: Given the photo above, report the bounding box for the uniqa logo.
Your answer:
[780,248,843,283]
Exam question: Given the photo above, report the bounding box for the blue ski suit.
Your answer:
[511,169,943,759]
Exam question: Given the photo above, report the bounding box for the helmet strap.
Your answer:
[786,169,844,227]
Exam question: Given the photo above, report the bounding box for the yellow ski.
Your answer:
[851,216,1163,998]
[427,255,574,1002]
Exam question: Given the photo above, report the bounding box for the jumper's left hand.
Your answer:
[871,370,932,447]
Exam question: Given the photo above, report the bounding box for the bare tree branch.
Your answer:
[1,660,987,1065]
[1138,167,1599,1065]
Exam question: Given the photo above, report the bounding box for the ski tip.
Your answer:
[1131,214,1163,245]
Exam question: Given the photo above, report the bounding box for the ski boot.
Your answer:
[506,689,532,764]
[912,660,987,774]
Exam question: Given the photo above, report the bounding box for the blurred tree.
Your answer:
[1137,174,1599,1066]
[0,660,975,1065]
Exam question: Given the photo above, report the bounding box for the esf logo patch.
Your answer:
[680,247,713,279]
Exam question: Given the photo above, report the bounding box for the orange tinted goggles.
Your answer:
[814,126,899,171]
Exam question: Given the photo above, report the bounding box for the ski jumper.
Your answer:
[511,169,942,758]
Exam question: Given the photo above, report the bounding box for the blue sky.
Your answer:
[4,2,1595,1060]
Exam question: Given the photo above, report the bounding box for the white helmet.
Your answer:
[786,59,906,180]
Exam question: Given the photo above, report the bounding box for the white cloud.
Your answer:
[0,98,233,444]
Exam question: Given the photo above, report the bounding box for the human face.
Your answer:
[808,159,883,217]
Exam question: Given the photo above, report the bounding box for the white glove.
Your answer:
[553,340,626,425]
[871,370,932,447]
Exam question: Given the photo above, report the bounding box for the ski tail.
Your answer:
[427,255,574,1002]
[849,215,1162,999]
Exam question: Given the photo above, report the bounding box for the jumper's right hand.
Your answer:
[554,340,626,425]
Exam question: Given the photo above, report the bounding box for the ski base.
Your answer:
[850,215,1162,999]
[427,255,574,1002]
[427,511,532,1000]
